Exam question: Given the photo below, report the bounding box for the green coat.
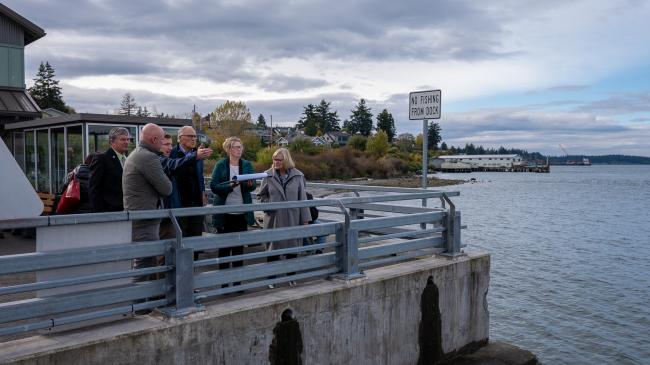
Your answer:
[210,158,256,230]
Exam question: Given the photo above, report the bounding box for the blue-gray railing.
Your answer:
[0,185,462,338]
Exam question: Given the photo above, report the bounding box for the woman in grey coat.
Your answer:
[258,148,311,287]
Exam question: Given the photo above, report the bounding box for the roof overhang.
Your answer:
[0,3,46,45]
[0,88,42,123]
[5,113,192,130]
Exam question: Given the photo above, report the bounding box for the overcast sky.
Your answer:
[7,0,650,156]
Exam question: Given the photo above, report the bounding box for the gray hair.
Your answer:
[178,126,194,138]
[109,127,130,142]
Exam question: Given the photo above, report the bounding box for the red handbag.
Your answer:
[56,174,81,214]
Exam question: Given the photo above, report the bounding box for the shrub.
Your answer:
[290,137,320,155]
[366,130,390,157]
[256,147,275,166]
[347,135,367,151]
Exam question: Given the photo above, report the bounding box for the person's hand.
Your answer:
[230,181,240,188]
[196,146,213,160]
[246,180,253,187]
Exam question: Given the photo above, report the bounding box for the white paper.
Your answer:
[232,172,269,182]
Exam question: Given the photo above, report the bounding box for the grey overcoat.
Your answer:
[258,167,312,250]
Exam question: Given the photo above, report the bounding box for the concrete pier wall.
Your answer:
[0,250,489,365]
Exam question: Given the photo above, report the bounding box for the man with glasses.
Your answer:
[169,126,208,243]
[159,133,212,239]
[89,127,130,212]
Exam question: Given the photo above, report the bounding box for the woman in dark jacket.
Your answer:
[210,137,256,287]
[61,153,98,214]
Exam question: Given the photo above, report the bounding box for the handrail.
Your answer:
[0,184,463,338]
[0,191,452,229]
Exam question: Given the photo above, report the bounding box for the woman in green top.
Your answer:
[210,137,256,287]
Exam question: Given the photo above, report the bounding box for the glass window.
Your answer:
[66,125,84,173]
[1,132,11,151]
[25,130,36,187]
[51,128,66,194]
[36,129,50,192]
[88,125,136,154]
[13,132,25,171]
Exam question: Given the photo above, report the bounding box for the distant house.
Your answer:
[275,136,289,147]
[323,131,350,146]
[273,126,293,136]
[310,136,327,146]
[250,127,273,144]
[42,108,68,118]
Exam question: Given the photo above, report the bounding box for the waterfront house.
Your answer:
[323,131,350,146]
[438,154,524,172]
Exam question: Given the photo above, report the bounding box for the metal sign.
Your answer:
[409,90,441,120]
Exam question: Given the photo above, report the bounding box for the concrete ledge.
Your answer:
[0,250,490,365]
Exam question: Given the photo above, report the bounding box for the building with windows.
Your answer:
[434,154,524,172]
[0,3,44,125]
[4,113,191,193]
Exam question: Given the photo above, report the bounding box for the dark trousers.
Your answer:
[159,218,176,239]
[179,215,204,260]
[267,253,298,279]
[132,219,162,281]
[217,214,248,286]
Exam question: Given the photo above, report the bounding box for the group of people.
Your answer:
[66,122,312,288]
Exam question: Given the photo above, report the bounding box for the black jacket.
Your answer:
[89,148,124,212]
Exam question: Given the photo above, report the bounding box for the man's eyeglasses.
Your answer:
[181,135,197,139]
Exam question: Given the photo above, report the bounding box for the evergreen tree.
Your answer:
[346,99,373,136]
[119,93,138,116]
[257,114,267,128]
[28,61,67,111]
[375,109,396,142]
[298,100,340,135]
[297,104,319,135]
[314,99,340,133]
[427,121,442,150]
[440,141,448,150]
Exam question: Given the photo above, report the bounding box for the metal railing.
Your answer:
[0,184,463,338]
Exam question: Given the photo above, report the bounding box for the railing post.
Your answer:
[332,201,365,280]
[441,194,464,257]
[159,211,203,317]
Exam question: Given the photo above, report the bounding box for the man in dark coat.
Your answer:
[89,127,131,212]
[159,133,212,239]
[169,126,206,238]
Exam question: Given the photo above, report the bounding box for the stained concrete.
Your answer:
[0,250,490,365]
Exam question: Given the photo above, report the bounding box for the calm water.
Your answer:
[433,165,650,364]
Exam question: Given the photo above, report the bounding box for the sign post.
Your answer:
[409,90,441,190]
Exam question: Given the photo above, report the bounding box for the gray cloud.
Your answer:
[258,75,329,92]
[418,108,649,156]
[11,0,514,81]
[573,92,650,115]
